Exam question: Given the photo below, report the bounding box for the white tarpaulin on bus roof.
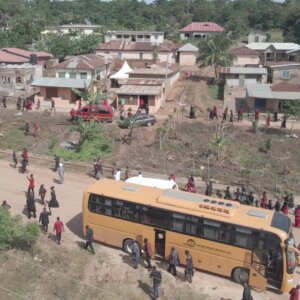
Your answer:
[110,60,133,79]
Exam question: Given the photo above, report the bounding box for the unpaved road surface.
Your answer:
[1,159,299,300]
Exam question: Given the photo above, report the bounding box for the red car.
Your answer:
[71,104,114,122]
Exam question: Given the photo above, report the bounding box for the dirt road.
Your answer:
[1,159,299,300]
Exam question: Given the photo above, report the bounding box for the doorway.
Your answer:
[154,229,166,258]
[139,95,148,109]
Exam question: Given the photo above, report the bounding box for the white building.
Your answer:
[41,24,101,36]
[105,31,165,44]
[54,54,110,81]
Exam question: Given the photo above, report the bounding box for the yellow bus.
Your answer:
[82,178,298,292]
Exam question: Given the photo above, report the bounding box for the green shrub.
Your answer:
[0,208,40,251]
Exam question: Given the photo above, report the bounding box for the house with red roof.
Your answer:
[1,48,52,67]
[230,47,260,67]
[179,22,224,40]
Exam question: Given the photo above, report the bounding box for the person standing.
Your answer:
[143,238,153,269]
[27,174,35,197]
[224,186,232,200]
[78,98,82,109]
[260,191,268,209]
[54,155,60,172]
[212,105,218,120]
[281,202,289,215]
[223,107,228,121]
[84,225,95,254]
[125,166,131,180]
[255,110,259,122]
[150,266,162,300]
[12,150,18,168]
[50,98,55,111]
[205,181,213,196]
[58,162,64,184]
[111,163,116,179]
[266,113,271,127]
[167,246,180,276]
[22,97,27,111]
[229,109,234,122]
[53,217,64,245]
[95,159,103,180]
[238,107,243,121]
[289,285,300,300]
[131,240,140,269]
[242,283,253,300]
[2,96,7,108]
[39,184,47,205]
[114,168,121,180]
[281,114,287,129]
[1,200,11,211]
[184,250,194,283]
[39,206,51,233]
[274,200,281,212]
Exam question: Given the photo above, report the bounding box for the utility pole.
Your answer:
[163,53,170,106]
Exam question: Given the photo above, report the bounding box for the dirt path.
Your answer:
[1,158,298,300]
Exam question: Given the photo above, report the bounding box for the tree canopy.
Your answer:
[0,0,299,51]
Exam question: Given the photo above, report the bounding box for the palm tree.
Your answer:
[197,32,232,80]
[72,117,99,147]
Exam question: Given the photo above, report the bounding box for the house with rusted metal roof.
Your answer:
[53,54,110,81]
[179,22,224,40]
[95,40,180,63]
[230,47,260,67]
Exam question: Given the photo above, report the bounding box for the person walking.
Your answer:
[39,184,47,205]
[281,201,289,215]
[131,240,140,269]
[125,166,131,180]
[143,238,153,269]
[50,98,55,111]
[2,96,7,108]
[53,217,64,245]
[242,283,253,300]
[260,191,268,209]
[84,225,95,254]
[238,107,243,121]
[275,200,281,212]
[222,107,228,121]
[266,112,271,127]
[212,105,218,120]
[49,186,59,208]
[289,285,300,300]
[184,250,194,283]
[27,174,35,197]
[205,181,213,196]
[39,206,51,233]
[12,150,18,168]
[167,246,180,276]
[26,191,36,219]
[150,266,162,300]
[295,205,300,228]
[229,109,234,122]
[57,162,64,184]
[22,97,27,111]
[255,110,259,122]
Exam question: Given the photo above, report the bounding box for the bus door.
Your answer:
[249,248,268,289]
[154,229,166,258]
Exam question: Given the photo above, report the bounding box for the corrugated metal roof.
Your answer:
[115,85,161,96]
[246,83,300,100]
[247,43,300,51]
[179,22,224,33]
[219,66,267,74]
[30,77,91,89]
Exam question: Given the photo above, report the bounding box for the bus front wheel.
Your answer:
[232,268,249,284]
[123,239,134,254]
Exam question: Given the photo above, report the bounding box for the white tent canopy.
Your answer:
[110,60,133,79]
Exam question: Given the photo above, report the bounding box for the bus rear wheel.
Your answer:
[123,239,134,254]
[232,268,249,284]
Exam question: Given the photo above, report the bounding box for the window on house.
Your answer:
[124,35,129,39]
[184,33,189,38]
[118,52,122,58]
[16,76,22,83]
[116,35,122,39]
[255,36,259,43]
[69,72,76,79]
[137,35,143,39]
[282,71,290,80]
[80,72,87,79]
[58,72,65,78]
[155,34,158,39]
[139,53,143,59]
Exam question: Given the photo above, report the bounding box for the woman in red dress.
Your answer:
[294,205,300,228]
[186,176,196,193]
[260,191,268,209]
[266,113,271,127]
[281,202,288,215]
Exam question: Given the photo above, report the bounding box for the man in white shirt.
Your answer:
[114,168,121,180]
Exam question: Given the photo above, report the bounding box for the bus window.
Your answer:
[185,215,198,235]
[203,219,220,241]
[88,194,112,215]
[142,206,171,229]
[234,227,252,248]
[121,202,140,221]
[220,224,232,243]
[172,213,185,232]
